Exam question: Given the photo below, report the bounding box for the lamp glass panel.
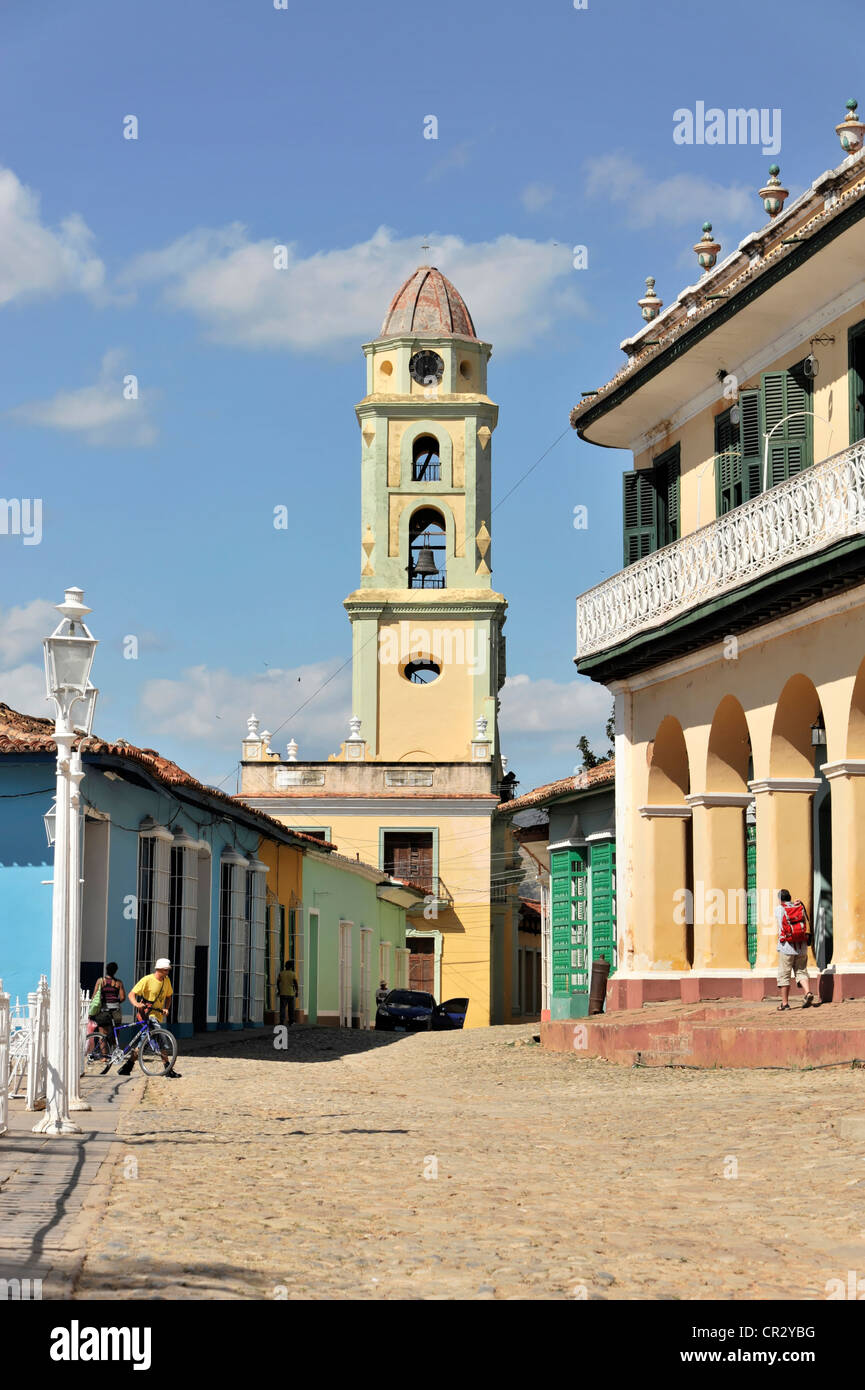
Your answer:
[47,636,96,692]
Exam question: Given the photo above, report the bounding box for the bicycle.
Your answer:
[83,1009,178,1077]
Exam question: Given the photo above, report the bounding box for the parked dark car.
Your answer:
[431,997,469,1031]
[375,989,436,1031]
[375,990,470,1032]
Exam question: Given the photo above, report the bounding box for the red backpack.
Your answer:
[780,900,809,948]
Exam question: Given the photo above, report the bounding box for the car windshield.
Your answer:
[386,990,434,1008]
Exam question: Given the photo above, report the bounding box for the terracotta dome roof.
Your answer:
[379,266,477,340]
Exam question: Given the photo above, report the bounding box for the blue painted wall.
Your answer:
[0,755,55,1002]
[0,753,260,1037]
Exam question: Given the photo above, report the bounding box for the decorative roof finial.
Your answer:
[246,712,260,739]
[759,165,788,217]
[286,737,298,762]
[638,276,663,322]
[693,221,721,274]
[836,98,865,154]
[347,714,362,741]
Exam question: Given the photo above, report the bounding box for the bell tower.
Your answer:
[343,265,507,765]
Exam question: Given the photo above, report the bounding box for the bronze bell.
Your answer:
[413,546,439,577]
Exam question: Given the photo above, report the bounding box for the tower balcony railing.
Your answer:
[576,441,865,659]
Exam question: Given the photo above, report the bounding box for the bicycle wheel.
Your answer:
[83,1033,113,1076]
[138,1028,178,1076]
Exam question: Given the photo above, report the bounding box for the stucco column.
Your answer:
[823,762,865,965]
[749,779,820,969]
[687,794,751,970]
[638,806,691,971]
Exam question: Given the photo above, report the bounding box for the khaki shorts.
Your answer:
[777,951,809,988]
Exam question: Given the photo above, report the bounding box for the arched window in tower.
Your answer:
[408,507,446,589]
[412,434,441,482]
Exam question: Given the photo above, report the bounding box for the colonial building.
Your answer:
[0,703,418,1035]
[570,102,865,1008]
[240,266,519,1026]
[497,763,615,1019]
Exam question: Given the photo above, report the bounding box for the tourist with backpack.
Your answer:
[775,889,817,1011]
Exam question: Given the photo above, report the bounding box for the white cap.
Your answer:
[154,957,171,970]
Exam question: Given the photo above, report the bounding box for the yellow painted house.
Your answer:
[241,266,520,1027]
[571,101,865,1008]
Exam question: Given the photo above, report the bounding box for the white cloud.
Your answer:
[498,672,611,735]
[0,166,105,306]
[9,350,157,447]
[139,659,352,755]
[121,225,583,353]
[0,599,60,718]
[0,598,57,667]
[521,183,554,213]
[584,153,755,229]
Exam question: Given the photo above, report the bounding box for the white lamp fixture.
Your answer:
[43,589,97,709]
[44,802,57,847]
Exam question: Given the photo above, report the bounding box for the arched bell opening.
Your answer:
[407,506,446,589]
[412,435,441,482]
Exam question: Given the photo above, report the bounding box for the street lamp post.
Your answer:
[34,589,98,1138]
[68,722,97,1111]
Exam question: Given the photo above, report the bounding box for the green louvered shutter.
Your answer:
[589,839,616,975]
[550,848,589,1001]
[622,470,656,566]
[849,323,865,445]
[739,389,762,501]
[762,364,812,487]
[654,445,680,547]
[746,819,757,968]
[715,407,743,513]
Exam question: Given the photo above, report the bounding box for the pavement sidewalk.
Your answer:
[0,1072,144,1299]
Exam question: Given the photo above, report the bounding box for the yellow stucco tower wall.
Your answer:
[241,266,518,1028]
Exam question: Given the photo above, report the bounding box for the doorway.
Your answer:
[813,774,833,970]
[409,936,435,994]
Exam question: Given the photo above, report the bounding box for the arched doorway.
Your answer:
[704,695,753,967]
[645,716,692,968]
[769,674,829,964]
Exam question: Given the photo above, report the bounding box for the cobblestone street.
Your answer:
[72,1025,865,1301]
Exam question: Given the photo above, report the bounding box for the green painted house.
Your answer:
[297,848,424,1027]
[497,762,616,1020]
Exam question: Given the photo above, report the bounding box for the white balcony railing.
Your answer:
[577,442,865,659]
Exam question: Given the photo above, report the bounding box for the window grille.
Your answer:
[136,822,171,984]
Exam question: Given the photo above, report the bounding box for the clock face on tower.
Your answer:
[409,349,444,386]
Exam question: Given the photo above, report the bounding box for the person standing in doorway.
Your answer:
[277,959,298,1026]
[775,889,817,1011]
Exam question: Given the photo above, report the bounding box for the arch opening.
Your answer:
[408,506,446,589]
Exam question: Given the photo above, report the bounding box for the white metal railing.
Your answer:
[0,981,9,1135]
[25,975,49,1111]
[9,995,30,1098]
[577,442,865,658]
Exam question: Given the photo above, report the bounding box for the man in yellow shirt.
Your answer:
[118,957,181,1077]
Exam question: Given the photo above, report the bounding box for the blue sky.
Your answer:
[0,0,860,795]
